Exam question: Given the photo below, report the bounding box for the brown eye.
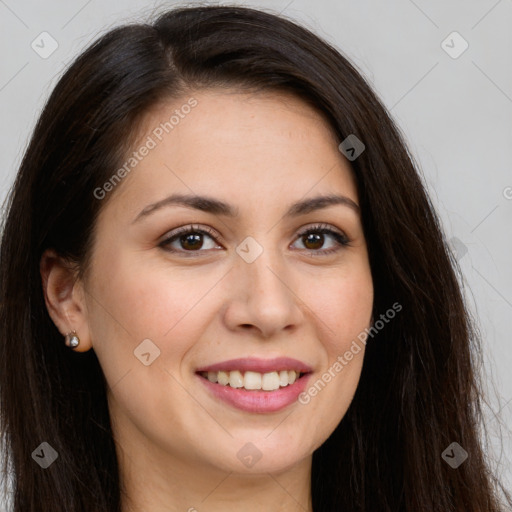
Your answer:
[160,225,222,255]
[292,224,350,255]
[179,233,205,251]
[301,232,325,250]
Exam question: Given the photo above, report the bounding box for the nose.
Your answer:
[222,244,305,339]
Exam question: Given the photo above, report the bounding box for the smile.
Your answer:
[199,369,306,391]
[195,357,313,413]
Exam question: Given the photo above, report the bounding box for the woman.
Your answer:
[0,5,510,511]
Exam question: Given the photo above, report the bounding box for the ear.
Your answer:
[40,248,92,352]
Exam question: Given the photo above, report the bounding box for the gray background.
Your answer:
[1,0,511,502]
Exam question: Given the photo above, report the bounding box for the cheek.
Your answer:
[86,255,201,431]
[87,252,223,366]
[91,251,175,333]
[296,266,372,432]
[306,265,373,355]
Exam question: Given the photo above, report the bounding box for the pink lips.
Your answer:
[196,357,313,413]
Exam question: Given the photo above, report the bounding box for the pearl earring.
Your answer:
[65,330,80,348]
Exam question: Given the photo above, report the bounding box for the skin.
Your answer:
[41,89,374,512]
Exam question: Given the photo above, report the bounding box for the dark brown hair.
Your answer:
[1,4,510,511]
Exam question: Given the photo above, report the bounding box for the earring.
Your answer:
[65,330,80,348]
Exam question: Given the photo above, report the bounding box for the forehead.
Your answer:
[138,88,340,152]
[101,89,359,220]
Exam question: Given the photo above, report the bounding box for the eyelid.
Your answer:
[295,222,346,239]
[160,223,219,240]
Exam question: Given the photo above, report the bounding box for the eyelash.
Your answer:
[159,223,350,257]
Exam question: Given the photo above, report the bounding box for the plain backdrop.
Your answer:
[0,0,511,504]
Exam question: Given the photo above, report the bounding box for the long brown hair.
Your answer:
[1,5,510,511]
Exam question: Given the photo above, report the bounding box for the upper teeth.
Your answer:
[201,370,301,391]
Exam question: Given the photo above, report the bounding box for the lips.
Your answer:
[195,357,313,413]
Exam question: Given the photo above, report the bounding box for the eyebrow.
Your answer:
[132,192,360,224]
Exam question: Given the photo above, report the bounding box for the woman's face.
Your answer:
[81,89,373,475]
